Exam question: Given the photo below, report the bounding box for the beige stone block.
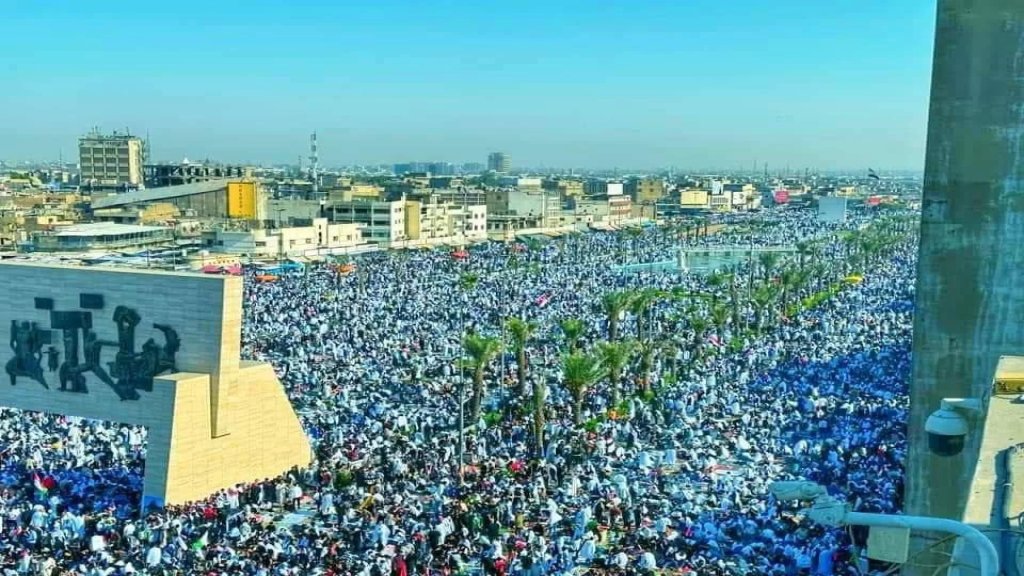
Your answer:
[0,262,311,507]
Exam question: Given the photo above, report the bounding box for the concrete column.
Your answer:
[907,0,1024,570]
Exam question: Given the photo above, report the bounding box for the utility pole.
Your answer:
[907,1,1024,574]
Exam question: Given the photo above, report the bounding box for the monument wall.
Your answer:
[0,262,310,507]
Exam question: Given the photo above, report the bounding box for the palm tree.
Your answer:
[636,338,665,393]
[562,352,605,425]
[505,317,536,398]
[794,241,817,272]
[628,288,665,341]
[463,334,502,425]
[750,284,777,333]
[779,267,801,313]
[596,340,635,405]
[726,271,742,329]
[531,373,547,459]
[706,272,730,305]
[689,314,712,358]
[459,272,479,292]
[758,251,780,282]
[560,318,585,352]
[709,303,730,342]
[602,291,634,341]
[625,227,644,263]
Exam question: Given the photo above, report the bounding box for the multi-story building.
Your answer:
[486,189,560,220]
[144,163,249,188]
[78,130,145,190]
[328,184,384,203]
[709,192,734,212]
[404,196,487,245]
[543,179,584,201]
[428,176,464,189]
[584,179,608,196]
[584,180,625,197]
[498,176,542,191]
[202,219,363,258]
[628,178,666,204]
[427,162,456,176]
[679,189,711,212]
[328,199,406,244]
[408,188,486,207]
[487,152,511,173]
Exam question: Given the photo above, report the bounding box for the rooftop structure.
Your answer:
[31,222,173,252]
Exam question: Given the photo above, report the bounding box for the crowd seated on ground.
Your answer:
[0,208,917,575]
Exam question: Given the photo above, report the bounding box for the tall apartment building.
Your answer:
[487,152,511,173]
[78,130,146,190]
[627,178,666,204]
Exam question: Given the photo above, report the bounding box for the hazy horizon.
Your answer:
[0,0,936,171]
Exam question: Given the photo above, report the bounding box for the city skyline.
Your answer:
[1,0,935,170]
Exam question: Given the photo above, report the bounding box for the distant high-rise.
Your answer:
[79,129,145,190]
[487,152,510,173]
[427,162,455,176]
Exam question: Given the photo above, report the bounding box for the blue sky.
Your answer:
[0,0,936,170]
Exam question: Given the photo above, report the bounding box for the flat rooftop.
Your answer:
[48,222,170,237]
[90,179,234,209]
[964,356,1024,527]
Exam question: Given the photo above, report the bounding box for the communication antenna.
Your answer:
[309,131,320,199]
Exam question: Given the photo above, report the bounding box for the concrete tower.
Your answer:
[907,0,1024,559]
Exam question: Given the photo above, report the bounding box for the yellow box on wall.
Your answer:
[227,181,257,219]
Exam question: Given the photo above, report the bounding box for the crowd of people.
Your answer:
[0,208,918,575]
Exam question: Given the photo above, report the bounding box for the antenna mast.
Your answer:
[309,131,320,200]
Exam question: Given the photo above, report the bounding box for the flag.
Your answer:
[868,168,880,180]
[191,531,208,552]
[32,473,48,496]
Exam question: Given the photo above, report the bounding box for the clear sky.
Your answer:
[0,0,936,170]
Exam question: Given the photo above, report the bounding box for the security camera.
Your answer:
[925,398,983,457]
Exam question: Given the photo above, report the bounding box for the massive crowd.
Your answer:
[0,208,917,575]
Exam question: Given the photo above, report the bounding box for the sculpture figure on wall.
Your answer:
[58,327,86,394]
[61,329,117,395]
[7,297,180,401]
[45,347,60,373]
[107,306,179,399]
[6,321,49,388]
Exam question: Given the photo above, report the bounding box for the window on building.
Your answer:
[255,241,267,247]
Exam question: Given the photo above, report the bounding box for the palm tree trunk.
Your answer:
[532,381,545,458]
[516,350,527,398]
[609,316,619,341]
[573,392,584,425]
[470,369,485,424]
[610,371,622,405]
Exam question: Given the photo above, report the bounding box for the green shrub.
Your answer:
[483,410,503,427]
[582,414,606,432]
